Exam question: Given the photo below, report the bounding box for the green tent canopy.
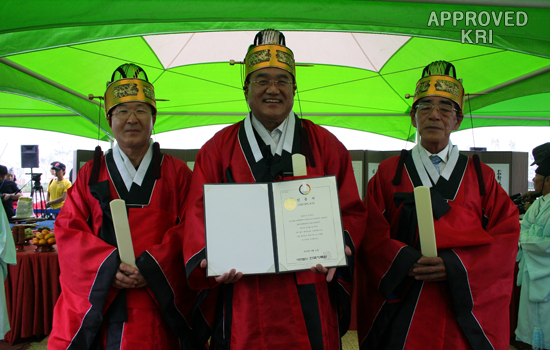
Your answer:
[1,0,549,142]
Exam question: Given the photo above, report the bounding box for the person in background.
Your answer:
[515,150,550,350]
[0,208,16,338]
[50,161,59,176]
[0,165,22,219]
[49,63,201,349]
[46,161,71,211]
[356,61,520,350]
[6,168,15,182]
[183,29,366,350]
[517,142,550,213]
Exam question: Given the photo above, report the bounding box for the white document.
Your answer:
[272,176,346,271]
[204,176,346,277]
[204,183,275,277]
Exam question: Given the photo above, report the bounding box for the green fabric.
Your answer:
[3,1,549,57]
[0,0,549,141]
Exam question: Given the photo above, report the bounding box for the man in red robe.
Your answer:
[356,61,520,350]
[49,64,201,349]
[183,29,366,350]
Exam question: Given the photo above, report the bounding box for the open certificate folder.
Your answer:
[204,175,346,277]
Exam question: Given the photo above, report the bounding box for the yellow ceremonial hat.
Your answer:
[413,61,464,110]
[104,63,156,119]
[244,29,295,80]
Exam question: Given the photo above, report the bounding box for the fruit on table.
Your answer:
[32,229,56,245]
[24,228,35,239]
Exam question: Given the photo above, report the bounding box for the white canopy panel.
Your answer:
[144,31,411,71]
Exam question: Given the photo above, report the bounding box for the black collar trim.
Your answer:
[405,152,469,201]
[105,151,161,207]
[238,113,302,182]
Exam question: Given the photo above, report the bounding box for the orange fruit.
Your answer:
[36,233,44,240]
[47,238,56,244]
[45,233,53,240]
[41,229,50,235]
[32,238,39,244]
[38,239,47,245]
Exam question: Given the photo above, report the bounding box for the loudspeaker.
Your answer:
[21,145,39,168]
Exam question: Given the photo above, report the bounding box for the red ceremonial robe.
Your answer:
[49,149,201,350]
[183,115,366,350]
[356,150,519,350]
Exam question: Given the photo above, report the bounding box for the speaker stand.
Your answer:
[29,168,46,218]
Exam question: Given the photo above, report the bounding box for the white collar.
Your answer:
[412,142,459,186]
[245,112,295,162]
[112,139,154,191]
[420,143,451,163]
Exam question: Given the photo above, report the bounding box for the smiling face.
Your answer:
[411,96,463,154]
[110,101,155,154]
[244,67,296,131]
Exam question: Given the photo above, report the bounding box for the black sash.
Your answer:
[392,152,469,247]
[238,113,302,182]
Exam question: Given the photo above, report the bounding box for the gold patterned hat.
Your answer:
[104,63,156,119]
[244,29,295,80]
[413,61,464,110]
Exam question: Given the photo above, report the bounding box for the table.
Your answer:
[3,244,60,344]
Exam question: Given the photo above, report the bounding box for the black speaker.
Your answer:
[21,145,39,168]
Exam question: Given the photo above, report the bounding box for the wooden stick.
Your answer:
[414,186,438,257]
[109,199,136,265]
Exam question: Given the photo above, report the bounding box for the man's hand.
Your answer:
[111,263,148,289]
[408,256,446,281]
[200,259,243,284]
[310,246,352,282]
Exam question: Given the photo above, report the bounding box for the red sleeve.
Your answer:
[183,137,225,289]
[55,161,120,302]
[138,158,196,324]
[361,158,420,295]
[439,163,519,347]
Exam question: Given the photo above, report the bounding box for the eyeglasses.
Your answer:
[112,109,151,120]
[415,103,457,117]
[250,80,292,88]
